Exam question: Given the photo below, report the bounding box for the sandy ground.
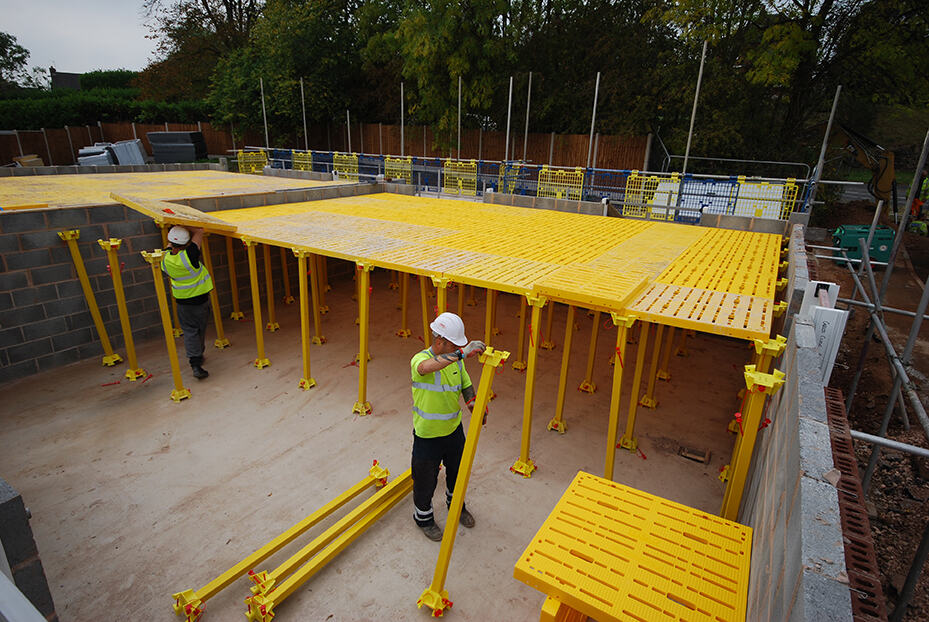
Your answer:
[0,268,752,621]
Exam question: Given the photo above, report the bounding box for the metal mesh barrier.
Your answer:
[623,171,679,220]
[237,150,268,174]
[537,166,584,200]
[442,160,477,195]
[333,152,359,181]
[385,156,412,183]
[292,150,312,171]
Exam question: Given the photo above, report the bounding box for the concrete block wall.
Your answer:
[0,477,57,621]
[0,162,222,177]
[482,190,605,216]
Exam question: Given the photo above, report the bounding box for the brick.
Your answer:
[12,284,58,307]
[0,304,46,327]
[56,279,83,299]
[0,359,37,384]
[105,220,143,238]
[42,296,88,317]
[0,232,20,252]
[51,328,93,351]
[36,348,81,371]
[0,211,47,233]
[89,204,126,223]
[31,264,74,286]
[0,270,29,291]
[23,317,68,341]
[7,338,53,363]
[18,230,64,250]
[4,248,51,271]
[46,207,88,227]
[11,557,56,617]
[0,326,24,347]
[0,292,11,311]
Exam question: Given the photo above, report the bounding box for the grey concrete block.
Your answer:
[22,317,68,341]
[36,348,81,371]
[0,232,20,252]
[88,204,126,223]
[77,341,104,360]
[0,291,11,311]
[30,264,73,285]
[0,326,24,347]
[55,279,84,299]
[105,220,143,238]
[48,245,75,264]
[46,208,89,227]
[5,248,52,271]
[0,359,38,383]
[790,568,853,622]
[0,270,29,291]
[127,233,162,253]
[6,338,53,363]
[0,304,46,327]
[51,327,93,351]
[42,296,89,318]
[798,477,846,580]
[798,418,835,485]
[0,211,47,233]
[12,284,58,307]
[18,230,64,250]
[65,311,93,331]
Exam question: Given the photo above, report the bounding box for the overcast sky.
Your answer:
[2,1,157,74]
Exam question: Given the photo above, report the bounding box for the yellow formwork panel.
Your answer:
[537,166,584,200]
[238,150,268,174]
[442,160,477,196]
[514,471,752,622]
[385,156,412,184]
[534,266,649,312]
[292,150,312,171]
[333,152,359,181]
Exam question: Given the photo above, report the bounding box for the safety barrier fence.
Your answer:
[234,148,809,222]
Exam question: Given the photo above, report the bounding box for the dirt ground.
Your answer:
[814,200,929,621]
[0,268,753,621]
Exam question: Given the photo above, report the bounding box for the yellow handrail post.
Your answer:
[225,236,245,320]
[619,322,651,452]
[279,247,294,304]
[578,310,601,393]
[262,244,279,332]
[158,223,183,337]
[317,255,329,314]
[547,304,576,434]
[511,296,545,478]
[57,230,122,366]
[640,323,664,408]
[309,253,325,345]
[656,326,675,380]
[541,300,556,350]
[243,239,270,368]
[512,296,528,370]
[432,277,449,314]
[456,281,465,317]
[352,263,373,415]
[199,235,230,349]
[98,238,146,380]
[294,250,317,390]
[720,366,785,520]
[141,250,189,402]
[417,347,509,617]
[396,272,411,338]
[604,314,636,480]
[419,275,430,344]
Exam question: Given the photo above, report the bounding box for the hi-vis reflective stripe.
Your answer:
[165,250,211,289]
[412,406,458,421]
[412,380,461,392]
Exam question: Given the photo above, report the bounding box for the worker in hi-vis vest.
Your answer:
[163,225,213,380]
[410,312,487,541]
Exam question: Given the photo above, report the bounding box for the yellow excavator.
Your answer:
[831,123,898,210]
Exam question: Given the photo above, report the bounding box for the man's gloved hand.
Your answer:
[460,340,486,358]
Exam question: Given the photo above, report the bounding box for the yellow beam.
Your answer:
[262,244,279,332]
[418,347,509,617]
[541,301,556,350]
[619,322,650,452]
[604,314,636,480]
[98,238,146,380]
[171,464,387,621]
[353,263,373,415]
[513,296,528,371]
[158,224,184,337]
[141,250,189,402]
[225,236,245,320]
[200,235,230,349]
[512,297,544,478]
[293,251,317,390]
[57,230,122,366]
[396,271,411,338]
[244,239,270,368]
[308,253,325,344]
[280,247,295,304]
[656,326,675,381]
[640,323,664,408]
[548,304,576,434]
[420,275,430,344]
[578,311,600,393]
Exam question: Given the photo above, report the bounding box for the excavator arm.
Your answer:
[832,123,896,203]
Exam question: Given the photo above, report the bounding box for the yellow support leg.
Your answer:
[432,277,449,314]
[541,301,556,350]
[141,250,189,402]
[512,297,544,478]
[317,255,329,314]
[466,284,477,306]
[419,275,430,344]
[418,347,509,617]
[604,314,636,480]
[262,244,279,332]
[396,272,411,338]
[656,326,675,381]
[676,328,692,357]
[513,296,528,370]
[158,223,184,338]
[279,247,294,304]
[353,263,372,415]
[389,269,399,290]
[172,464,387,621]
[720,366,785,521]
[225,236,245,321]
[456,281,465,318]
[619,322,650,452]
[294,251,317,390]
[57,230,122,366]
[484,288,494,345]
[200,235,230,349]
[308,254,325,345]
[98,238,146,380]
[640,323,664,408]
[491,289,500,335]
[548,304,576,434]
[578,310,600,393]
[244,240,270,368]
[754,335,787,374]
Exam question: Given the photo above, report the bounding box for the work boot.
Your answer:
[459,506,475,528]
[192,365,209,379]
[419,522,443,542]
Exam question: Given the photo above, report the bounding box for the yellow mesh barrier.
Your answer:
[237,150,268,175]
[333,152,359,181]
[292,150,312,172]
[498,162,522,194]
[734,177,798,220]
[385,156,412,184]
[623,171,679,220]
[442,160,477,196]
[537,166,584,200]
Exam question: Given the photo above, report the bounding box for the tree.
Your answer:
[0,31,37,93]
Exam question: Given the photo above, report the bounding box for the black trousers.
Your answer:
[176,300,210,367]
[411,424,466,526]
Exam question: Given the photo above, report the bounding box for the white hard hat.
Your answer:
[430,312,467,347]
[167,226,190,245]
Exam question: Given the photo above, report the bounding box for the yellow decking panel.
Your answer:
[0,170,338,209]
[514,471,752,622]
[112,194,238,233]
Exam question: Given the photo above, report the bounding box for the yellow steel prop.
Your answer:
[225,236,245,320]
[159,223,184,337]
[98,238,146,380]
[396,271,411,338]
[754,335,787,374]
[57,230,122,366]
[676,328,692,357]
[511,297,545,478]
[171,462,388,621]
[541,301,556,350]
[619,322,651,452]
[548,304,576,434]
[513,296,528,371]
[419,275,430,343]
[352,263,373,415]
[720,366,785,521]
[483,289,494,345]
[640,323,664,408]
[456,281,465,317]
[243,239,270,368]
[316,255,329,314]
[200,235,230,349]
[279,247,295,304]
[656,326,675,381]
[417,347,510,617]
[293,250,317,390]
[141,250,190,402]
[262,244,279,332]
[604,313,636,480]
[577,311,600,393]
[308,253,325,345]
[432,276,449,314]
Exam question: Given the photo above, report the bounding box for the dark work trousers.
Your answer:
[176,299,210,367]
[411,423,466,527]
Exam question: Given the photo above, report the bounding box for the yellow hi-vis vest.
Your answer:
[162,247,213,299]
[410,348,472,438]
